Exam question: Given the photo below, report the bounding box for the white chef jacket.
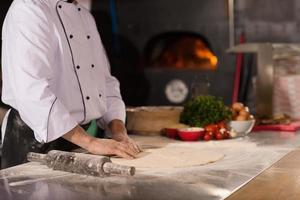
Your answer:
[1,0,126,143]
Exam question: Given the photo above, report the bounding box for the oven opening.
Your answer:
[144,32,217,70]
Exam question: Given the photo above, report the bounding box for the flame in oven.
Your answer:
[154,37,218,70]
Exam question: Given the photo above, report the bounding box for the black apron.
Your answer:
[1,109,90,169]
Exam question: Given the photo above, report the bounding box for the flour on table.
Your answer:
[111,146,224,169]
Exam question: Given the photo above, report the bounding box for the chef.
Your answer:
[1,0,141,169]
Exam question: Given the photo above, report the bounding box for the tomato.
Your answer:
[217,121,227,129]
[207,131,214,136]
[223,131,230,139]
[204,124,218,133]
[215,132,223,140]
[204,134,212,141]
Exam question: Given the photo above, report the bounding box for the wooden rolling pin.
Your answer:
[27,150,135,177]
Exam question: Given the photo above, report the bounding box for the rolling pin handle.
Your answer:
[103,162,135,176]
[27,152,47,164]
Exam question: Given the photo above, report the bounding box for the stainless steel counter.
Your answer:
[1,131,300,200]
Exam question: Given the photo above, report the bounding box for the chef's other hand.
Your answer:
[109,119,143,153]
[62,125,138,159]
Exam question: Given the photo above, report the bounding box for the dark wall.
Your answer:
[236,0,300,42]
[92,0,236,105]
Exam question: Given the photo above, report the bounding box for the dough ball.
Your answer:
[232,102,244,111]
[230,108,238,118]
[239,109,250,119]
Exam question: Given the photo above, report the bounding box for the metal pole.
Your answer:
[228,0,235,48]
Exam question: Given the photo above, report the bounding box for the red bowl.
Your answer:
[178,127,205,141]
[164,128,178,139]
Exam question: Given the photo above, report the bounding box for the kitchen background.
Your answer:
[92,0,300,107]
[0,0,300,109]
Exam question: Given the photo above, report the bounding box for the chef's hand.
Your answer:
[109,119,142,154]
[87,138,138,159]
[62,125,138,159]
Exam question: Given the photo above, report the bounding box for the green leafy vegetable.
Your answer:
[180,95,232,127]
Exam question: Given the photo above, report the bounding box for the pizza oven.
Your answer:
[141,32,218,105]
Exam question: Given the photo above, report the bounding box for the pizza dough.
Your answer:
[111,146,224,169]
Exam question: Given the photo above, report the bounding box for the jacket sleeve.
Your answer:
[97,50,126,129]
[2,1,77,142]
[102,73,126,124]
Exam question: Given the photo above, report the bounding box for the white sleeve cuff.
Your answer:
[103,98,126,124]
[97,98,126,129]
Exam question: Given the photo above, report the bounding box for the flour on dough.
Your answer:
[111,146,224,169]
